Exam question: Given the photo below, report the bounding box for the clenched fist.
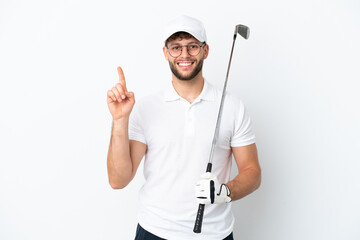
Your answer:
[107,66,135,120]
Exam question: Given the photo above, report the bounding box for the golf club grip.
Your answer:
[193,203,205,233]
[193,162,212,233]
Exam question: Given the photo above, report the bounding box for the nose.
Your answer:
[179,46,191,58]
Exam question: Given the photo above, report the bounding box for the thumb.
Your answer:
[125,91,135,99]
[201,172,213,179]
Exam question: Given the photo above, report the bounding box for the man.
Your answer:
[107,15,261,240]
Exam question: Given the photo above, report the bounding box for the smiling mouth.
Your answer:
[177,61,195,69]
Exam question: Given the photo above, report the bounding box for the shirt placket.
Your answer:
[183,100,197,137]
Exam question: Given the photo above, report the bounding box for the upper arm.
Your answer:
[232,143,260,173]
[129,140,147,180]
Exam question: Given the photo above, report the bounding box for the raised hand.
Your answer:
[107,66,135,120]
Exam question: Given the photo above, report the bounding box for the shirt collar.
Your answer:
[163,79,215,102]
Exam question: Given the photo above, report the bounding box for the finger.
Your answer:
[125,91,134,99]
[201,172,212,179]
[195,191,206,198]
[117,66,128,92]
[196,198,207,205]
[195,185,205,191]
[115,83,126,100]
[196,179,208,186]
[196,180,204,186]
[111,86,122,102]
[107,90,117,102]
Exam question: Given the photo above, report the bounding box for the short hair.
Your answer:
[165,31,203,47]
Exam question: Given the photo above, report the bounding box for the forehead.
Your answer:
[167,36,201,46]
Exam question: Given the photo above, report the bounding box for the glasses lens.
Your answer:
[168,43,203,57]
[169,46,181,57]
[188,44,200,56]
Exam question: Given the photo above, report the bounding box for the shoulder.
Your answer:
[223,93,246,124]
[226,91,243,105]
[206,80,244,105]
[211,84,246,121]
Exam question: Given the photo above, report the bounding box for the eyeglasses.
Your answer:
[167,42,206,58]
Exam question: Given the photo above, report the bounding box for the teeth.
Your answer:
[178,62,192,66]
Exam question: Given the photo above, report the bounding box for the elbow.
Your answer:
[254,168,262,190]
[107,167,133,190]
[109,179,129,190]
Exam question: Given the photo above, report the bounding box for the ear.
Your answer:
[163,46,169,61]
[203,44,209,60]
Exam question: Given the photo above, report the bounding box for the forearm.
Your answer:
[107,118,133,189]
[226,167,261,201]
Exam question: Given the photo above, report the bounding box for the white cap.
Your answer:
[163,15,207,43]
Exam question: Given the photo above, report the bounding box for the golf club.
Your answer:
[193,24,250,234]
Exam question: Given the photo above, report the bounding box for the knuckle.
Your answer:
[116,83,124,91]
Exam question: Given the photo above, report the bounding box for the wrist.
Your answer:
[113,116,129,124]
[112,117,129,134]
[220,184,232,202]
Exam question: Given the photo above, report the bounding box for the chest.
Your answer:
[143,100,234,150]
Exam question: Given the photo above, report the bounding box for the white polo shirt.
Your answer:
[129,80,256,240]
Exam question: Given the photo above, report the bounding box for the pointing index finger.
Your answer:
[117,66,127,92]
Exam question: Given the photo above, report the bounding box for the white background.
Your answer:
[1,0,359,239]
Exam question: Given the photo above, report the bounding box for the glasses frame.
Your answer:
[166,42,206,58]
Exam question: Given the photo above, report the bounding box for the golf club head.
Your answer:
[234,24,250,39]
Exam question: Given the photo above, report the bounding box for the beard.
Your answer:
[169,59,204,81]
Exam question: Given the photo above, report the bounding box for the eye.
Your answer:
[189,44,199,49]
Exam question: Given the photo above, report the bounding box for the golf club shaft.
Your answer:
[209,33,238,166]
[193,34,238,234]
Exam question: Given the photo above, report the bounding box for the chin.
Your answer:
[170,60,203,81]
[177,73,198,81]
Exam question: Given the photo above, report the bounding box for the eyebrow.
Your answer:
[168,41,200,46]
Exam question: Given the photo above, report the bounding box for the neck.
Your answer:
[172,72,204,104]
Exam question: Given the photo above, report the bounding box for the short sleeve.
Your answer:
[128,102,147,144]
[230,101,256,147]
